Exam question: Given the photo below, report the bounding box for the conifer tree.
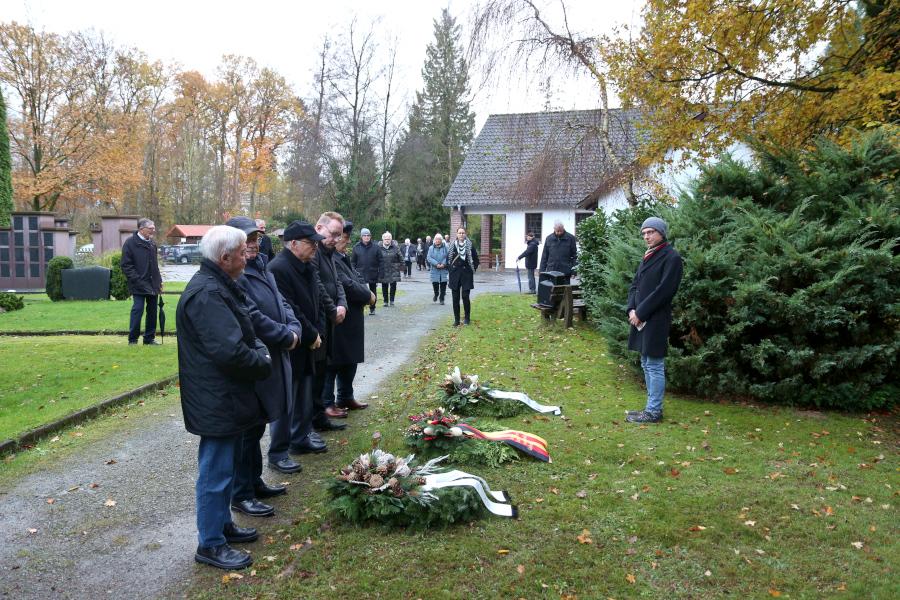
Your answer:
[392,9,475,235]
[0,88,12,227]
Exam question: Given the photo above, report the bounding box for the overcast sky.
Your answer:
[6,0,642,131]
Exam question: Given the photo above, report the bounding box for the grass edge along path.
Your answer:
[0,335,178,440]
[186,293,897,600]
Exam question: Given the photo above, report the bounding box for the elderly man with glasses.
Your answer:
[120,218,163,345]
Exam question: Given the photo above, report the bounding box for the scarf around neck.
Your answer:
[643,241,668,261]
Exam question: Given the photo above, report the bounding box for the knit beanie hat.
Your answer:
[640,217,668,239]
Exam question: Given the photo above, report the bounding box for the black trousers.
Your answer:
[404,262,412,277]
[311,358,329,427]
[128,294,158,343]
[233,423,266,501]
[323,363,359,405]
[451,288,471,323]
[269,377,304,462]
[367,283,378,311]
[432,281,447,301]
[381,282,396,303]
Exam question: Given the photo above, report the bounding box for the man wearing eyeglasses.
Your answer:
[121,218,163,345]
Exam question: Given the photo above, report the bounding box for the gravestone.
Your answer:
[62,266,111,300]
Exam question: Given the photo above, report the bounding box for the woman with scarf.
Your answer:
[447,227,479,326]
[377,231,403,306]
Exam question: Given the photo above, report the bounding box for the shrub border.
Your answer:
[0,374,178,455]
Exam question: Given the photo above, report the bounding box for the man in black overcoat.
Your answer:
[225,217,302,517]
[517,231,540,293]
[351,227,382,314]
[120,218,163,345]
[539,221,578,283]
[177,225,272,571]
[625,217,684,424]
[325,220,375,411]
[267,221,330,463]
[311,212,350,426]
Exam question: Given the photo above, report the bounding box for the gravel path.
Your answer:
[0,268,519,599]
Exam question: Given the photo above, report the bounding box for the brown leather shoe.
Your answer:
[340,399,369,410]
[324,406,348,419]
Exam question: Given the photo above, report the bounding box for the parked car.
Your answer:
[167,244,202,264]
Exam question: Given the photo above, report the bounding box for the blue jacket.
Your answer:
[237,255,302,423]
[427,243,450,283]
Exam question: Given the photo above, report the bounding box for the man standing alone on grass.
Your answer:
[517,231,540,293]
[121,218,163,345]
[625,217,683,424]
[177,225,272,570]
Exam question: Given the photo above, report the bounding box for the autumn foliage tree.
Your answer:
[603,0,899,161]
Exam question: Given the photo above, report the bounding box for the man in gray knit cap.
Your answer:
[625,217,683,423]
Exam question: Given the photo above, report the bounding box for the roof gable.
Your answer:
[166,225,213,238]
[444,108,642,209]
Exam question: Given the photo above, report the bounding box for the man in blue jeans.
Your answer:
[625,217,683,424]
[177,225,273,570]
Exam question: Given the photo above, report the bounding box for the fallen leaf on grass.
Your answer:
[689,525,707,531]
[222,573,243,583]
[67,485,80,492]
[104,499,116,507]
[27,528,37,534]
[768,589,782,597]
[497,548,510,555]
[89,483,99,489]
[516,564,525,575]
[549,487,559,495]
[105,459,117,465]
[724,467,739,475]
[625,573,636,584]
[576,490,587,499]
[577,529,593,544]
[704,570,712,577]
[744,520,756,527]
[670,468,681,478]
[851,541,864,549]
[46,498,54,504]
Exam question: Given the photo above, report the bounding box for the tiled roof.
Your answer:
[166,224,213,238]
[444,108,642,209]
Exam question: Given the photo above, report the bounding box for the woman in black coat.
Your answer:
[351,228,382,314]
[377,232,403,306]
[447,227,479,326]
[226,217,302,515]
[325,222,375,410]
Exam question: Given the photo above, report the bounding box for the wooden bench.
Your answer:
[532,284,587,327]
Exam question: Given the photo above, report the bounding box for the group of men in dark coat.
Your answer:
[177,211,371,571]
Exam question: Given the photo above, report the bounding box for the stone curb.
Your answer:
[0,375,179,455]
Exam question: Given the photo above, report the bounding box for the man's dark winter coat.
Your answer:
[176,259,272,437]
[269,248,324,376]
[539,231,578,276]
[332,253,372,365]
[517,238,540,269]
[120,232,162,295]
[237,255,302,423]
[627,244,683,358]
[351,240,382,283]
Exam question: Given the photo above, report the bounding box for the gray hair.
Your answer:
[433,233,444,242]
[554,220,564,228]
[200,225,247,262]
[137,218,154,229]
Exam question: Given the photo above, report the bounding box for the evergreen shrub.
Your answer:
[45,256,74,301]
[590,130,899,410]
[0,291,24,312]
[102,251,130,300]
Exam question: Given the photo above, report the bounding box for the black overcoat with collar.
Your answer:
[626,244,684,358]
[332,252,373,365]
[268,248,324,376]
[120,232,162,296]
[176,259,272,437]
[236,254,302,423]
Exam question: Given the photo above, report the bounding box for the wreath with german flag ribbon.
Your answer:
[406,408,551,467]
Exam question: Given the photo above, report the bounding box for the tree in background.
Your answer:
[0,87,12,227]
[392,8,475,237]
[603,0,899,162]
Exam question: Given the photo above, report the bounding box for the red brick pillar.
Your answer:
[450,208,463,238]
[480,214,492,269]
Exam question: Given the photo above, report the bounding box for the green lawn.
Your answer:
[0,336,178,440]
[187,294,897,599]
[0,295,182,333]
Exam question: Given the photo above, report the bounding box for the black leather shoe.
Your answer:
[313,419,347,432]
[268,458,302,474]
[223,522,258,543]
[231,499,274,517]
[307,431,326,445]
[195,544,252,570]
[143,339,162,346]
[463,318,471,325]
[254,481,287,498]
[290,436,328,454]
